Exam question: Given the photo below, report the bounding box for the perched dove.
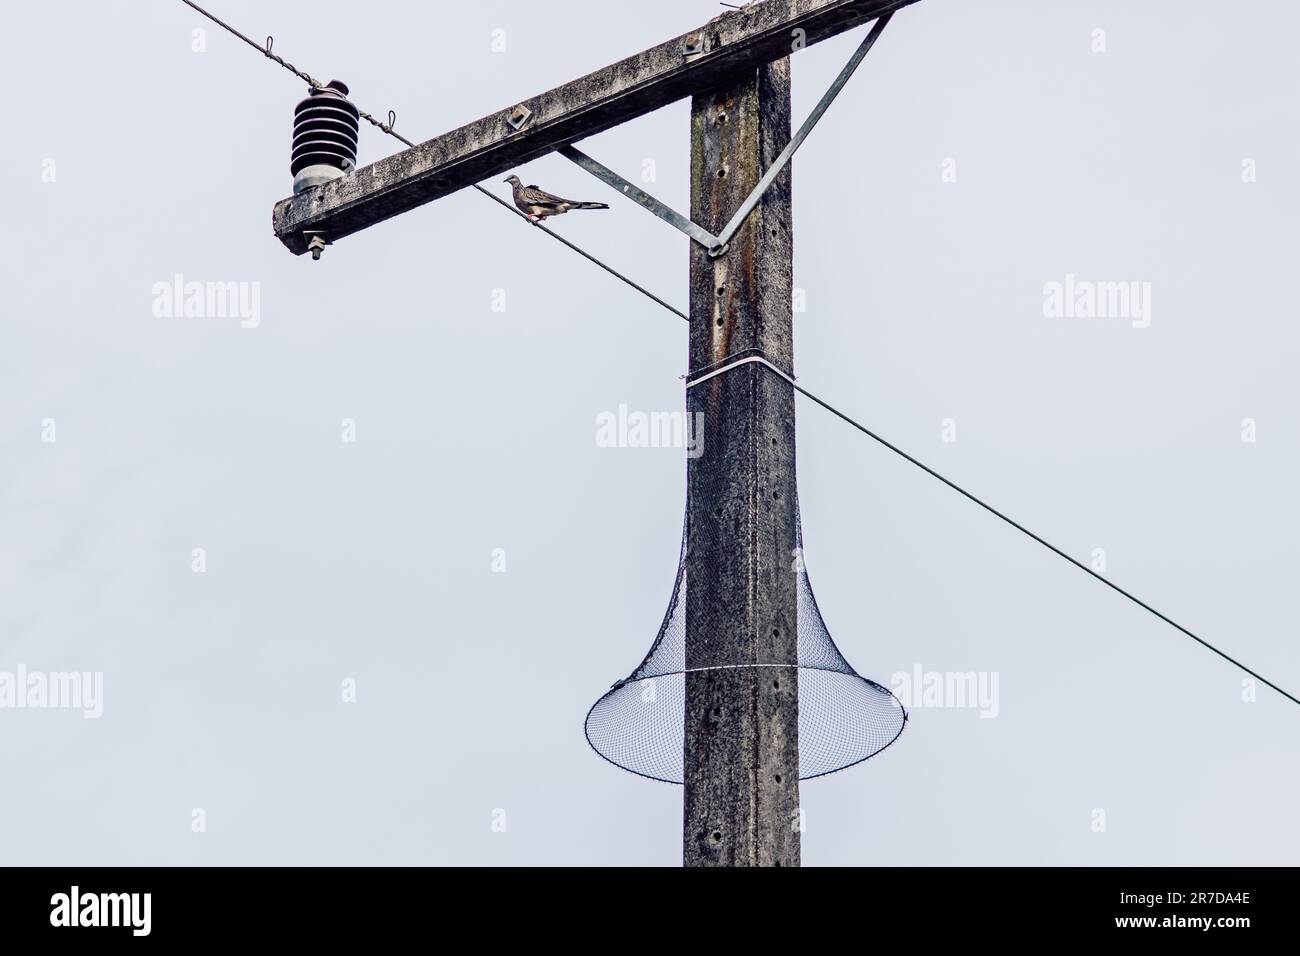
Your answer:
[504,175,609,223]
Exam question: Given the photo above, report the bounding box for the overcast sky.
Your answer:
[1,0,1296,865]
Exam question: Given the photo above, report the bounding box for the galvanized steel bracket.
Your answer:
[557,14,892,257]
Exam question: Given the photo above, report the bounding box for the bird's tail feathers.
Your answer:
[574,201,610,210]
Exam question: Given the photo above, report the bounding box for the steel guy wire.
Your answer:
[687,351,1300,710]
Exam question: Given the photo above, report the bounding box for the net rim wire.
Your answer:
[584,665,908,786]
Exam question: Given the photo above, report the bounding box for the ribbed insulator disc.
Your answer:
[291,86,359,178]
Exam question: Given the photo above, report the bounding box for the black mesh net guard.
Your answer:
[585,509,907,784]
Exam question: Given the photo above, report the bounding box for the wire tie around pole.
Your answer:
[684,351,796,389]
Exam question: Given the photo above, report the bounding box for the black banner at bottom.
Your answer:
[0,866,1288,942]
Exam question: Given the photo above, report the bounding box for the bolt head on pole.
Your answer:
[306,234,329,260]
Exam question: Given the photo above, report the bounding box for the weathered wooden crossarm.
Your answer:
[271,0,918,254]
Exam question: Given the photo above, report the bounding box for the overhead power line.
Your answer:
[175,0,1297,710]
[686,351,1297,709]
[179,0,687,321]
[786,379,1299,708]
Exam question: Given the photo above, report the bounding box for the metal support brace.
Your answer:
[558,146,726,254]
[558,13,892,257]
[714,11,891,249]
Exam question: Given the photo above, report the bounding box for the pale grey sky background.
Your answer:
[1,0,1296,865]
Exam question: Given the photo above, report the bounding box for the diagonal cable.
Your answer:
[685,351,1299,709]
[178,0,686,321]
[790,380,1299,708]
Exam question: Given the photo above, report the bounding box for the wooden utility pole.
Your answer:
[684,60,799,867]
[268,0,916,867]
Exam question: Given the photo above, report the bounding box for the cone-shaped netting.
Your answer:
[585,509,906,784]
